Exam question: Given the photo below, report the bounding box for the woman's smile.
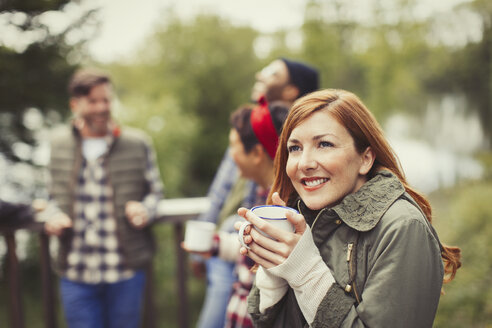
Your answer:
[286,110,372,210]
[301,177,329,190]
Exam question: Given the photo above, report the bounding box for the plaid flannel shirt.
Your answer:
[198,148,257,224]
[224,187,269,328]
[64,133,163,284]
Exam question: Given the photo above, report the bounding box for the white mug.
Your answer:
[238,205,298,249]
[184,220,216,252]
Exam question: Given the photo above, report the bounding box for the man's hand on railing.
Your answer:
[125,201,149,229]
[44,212,73,236]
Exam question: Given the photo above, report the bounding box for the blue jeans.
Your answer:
[196,257,236,328]
[60,271,146,328]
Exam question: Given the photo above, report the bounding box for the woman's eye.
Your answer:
[288,145,301,153]
[319,141,334,148]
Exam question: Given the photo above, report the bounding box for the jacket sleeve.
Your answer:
[140,136,164,222]
[196,149,238,223]
[317,204,444,328]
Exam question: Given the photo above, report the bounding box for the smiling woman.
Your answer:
[237,89,462,328]
[285,109,375,210]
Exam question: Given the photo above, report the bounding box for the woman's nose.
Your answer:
[298,149,317,171]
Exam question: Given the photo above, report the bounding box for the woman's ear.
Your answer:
[281,84,300,102]
[69,97,79,115]
[251,144,268,164]
[359,146,375,175]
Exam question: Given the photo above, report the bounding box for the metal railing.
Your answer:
[0,197,210,328]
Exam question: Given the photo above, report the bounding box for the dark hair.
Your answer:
[230,101,289,154]
[280,58,319,98]
[68,68,111,97]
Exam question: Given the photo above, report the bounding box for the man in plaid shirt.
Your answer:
[43,68,163,328]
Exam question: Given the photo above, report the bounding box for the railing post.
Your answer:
[0,197,209,327]
[5,231,25,328]
[143,261,156,328]
[175,221,189,328]
[155,197,209,328]
[39,232,57,328]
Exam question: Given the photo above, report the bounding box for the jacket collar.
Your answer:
[298,170,405,232]
[71,121,119,156]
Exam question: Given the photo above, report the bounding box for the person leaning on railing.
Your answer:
[42,68,164,328]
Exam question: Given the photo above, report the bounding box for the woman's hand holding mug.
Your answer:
[236,192,308,269]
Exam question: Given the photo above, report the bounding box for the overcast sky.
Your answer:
[82,0,472,63]
[0,0,474,62]
[85,0,307,62]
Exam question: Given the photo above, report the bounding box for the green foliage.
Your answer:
[109,13,261,196]
[302,0,365,94]
[431,178,492,327]
[0,1,96,163]
[113,90,198,198]
[299,0,436,120]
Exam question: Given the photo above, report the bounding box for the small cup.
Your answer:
[184,220,216,252]
[238,205,298,249]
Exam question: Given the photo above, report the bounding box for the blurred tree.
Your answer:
[0,0,97,164]
[299,0,490,129]
[300,0,432,120]
[302,0,365,94]
[423,0,492,147]
[110,13,260,196]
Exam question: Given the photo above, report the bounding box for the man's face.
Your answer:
[251,60,291,103]
[70,83,113,137]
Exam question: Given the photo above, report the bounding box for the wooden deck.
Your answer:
[0,197,210,328]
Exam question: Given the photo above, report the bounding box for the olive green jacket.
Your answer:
[248,170,444,327]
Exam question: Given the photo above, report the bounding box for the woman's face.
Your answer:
[286,110,373,210]
[229,128,258,181]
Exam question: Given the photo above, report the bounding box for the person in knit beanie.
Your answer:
[194,58,320,328]
[280,58,319,98]
[251,58,319,104]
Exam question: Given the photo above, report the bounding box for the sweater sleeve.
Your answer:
[256,266,289,313]
[268,225,335,324]
[217,231,241,262]
[141,137,164,222]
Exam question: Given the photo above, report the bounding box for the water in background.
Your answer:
[385,95,485,194]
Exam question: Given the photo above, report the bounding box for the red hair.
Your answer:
[268,89,461,283]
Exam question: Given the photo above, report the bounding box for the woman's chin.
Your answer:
[304,200,328,211]
[303,196,340,211]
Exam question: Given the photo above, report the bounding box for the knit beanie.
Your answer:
[280,58,319,98]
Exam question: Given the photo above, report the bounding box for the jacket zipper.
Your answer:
[311,208,327,231]
[297,201,362,304]
[297,200,326,231]
[348,238,362,304]
[346,243,353,262]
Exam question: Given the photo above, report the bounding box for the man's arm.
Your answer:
[127,136,164,228]
[35,199,73,236]
[196,148,238,223]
